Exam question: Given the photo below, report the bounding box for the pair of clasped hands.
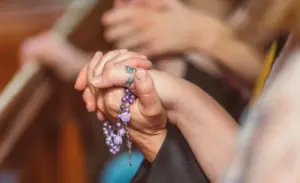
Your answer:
[75,49,181,162]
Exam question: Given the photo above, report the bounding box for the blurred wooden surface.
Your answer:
[0,1,114,183]
[0,2,67,91]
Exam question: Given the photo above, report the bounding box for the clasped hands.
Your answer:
[75,50,182,162]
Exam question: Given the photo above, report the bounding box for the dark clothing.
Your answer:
[131,36,289,183]
[132,60,244,183]
[131,124,209,183]
[185,63,247,121]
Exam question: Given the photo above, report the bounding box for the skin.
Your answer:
[75,51,238,182]
[20,32,90,82]
[102,0,262,82]
[77,50,168,162]
[24,0,300,182]
[77,42,300,183]
[20,0,261,84]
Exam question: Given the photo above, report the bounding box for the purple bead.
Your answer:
[116,122,121,128]
[106,139,112,145]
[124,108,130,113]
[121,96,127,103]
[102,88,136,156]
[113,145,120,152]
[130,95,135,100]
[128,99,134,104]
[120,104,126,111]
[113,135,123,145]
[118,128,125,136]
[106,142,111,146]
[120,112,130,123]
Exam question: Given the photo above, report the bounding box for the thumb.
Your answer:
[134,69,163,117]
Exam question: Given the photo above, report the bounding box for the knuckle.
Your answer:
[143,105,162,118]
[104,92,119,115]
[102,68,114,81]
[103,60,113,70]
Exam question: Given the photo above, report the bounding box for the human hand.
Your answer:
[75,51,182,123]
[19,32,89,81]
[102,0,203,56]
[75,50,182,161]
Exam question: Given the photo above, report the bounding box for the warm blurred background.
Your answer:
[0,0,68,91]
[0,0,251,182]
[0,1,113,183]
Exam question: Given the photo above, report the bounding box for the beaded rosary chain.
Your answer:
[102,88,135,166]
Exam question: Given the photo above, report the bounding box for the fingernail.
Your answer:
[97,111,105,121]
[92,76,102,86]
[136,69,147,80]
[86,104,93,112]
[95,51,102,58]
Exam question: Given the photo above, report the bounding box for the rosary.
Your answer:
[102,66,136,166]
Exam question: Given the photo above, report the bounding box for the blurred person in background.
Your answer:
[20,0,262,121]
[75,0,300,183]
[105,0,260,121]
[19,0,265,183]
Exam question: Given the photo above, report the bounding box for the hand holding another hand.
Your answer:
[75,50,182,161]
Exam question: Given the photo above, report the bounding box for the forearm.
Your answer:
[60,41,92,75]
[188,11,262,82]
[136,70,238,181]
[174,78,238,182]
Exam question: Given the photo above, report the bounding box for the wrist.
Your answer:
[188,11,231,55]
[130,128,167,162]
[61,41,92,80]
[147,70,182,110]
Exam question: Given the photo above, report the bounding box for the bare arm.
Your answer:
[145,70,238,182]
[186,10,262,82]
[20,32,92,81]
[174,77,238,182]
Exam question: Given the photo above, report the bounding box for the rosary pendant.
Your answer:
[102,88,135,166]
[125,124,132,166]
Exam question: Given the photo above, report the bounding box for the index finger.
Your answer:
[75,63,88,91]
[102,7,134,26]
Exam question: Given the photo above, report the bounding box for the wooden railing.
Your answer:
[0,0,113,182]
